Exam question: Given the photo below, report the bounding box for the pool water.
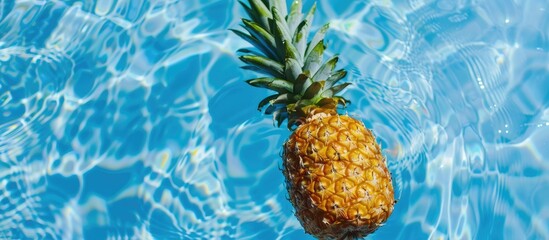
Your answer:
[0,0,548,239]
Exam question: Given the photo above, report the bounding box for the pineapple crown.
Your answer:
[232,0,350,129]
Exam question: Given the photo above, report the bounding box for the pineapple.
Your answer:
[232,0,395,238]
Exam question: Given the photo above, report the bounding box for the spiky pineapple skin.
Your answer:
[283,112,394,239]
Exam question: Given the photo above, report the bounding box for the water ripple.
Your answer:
[0,47,68,155]
[0,0,548,239]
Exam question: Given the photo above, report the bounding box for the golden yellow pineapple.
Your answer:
[232,0,395,238]
[283,110,394,239]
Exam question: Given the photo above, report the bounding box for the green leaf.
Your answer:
[331,82,352,94]
[316,97,336,108]
[260,0,269,7]
[231,29,275,59]
[271,7,292,43]
[272,93,298,105]
[312,55,339,81]
[293,72,312,95]
[239,1,262,29]
[285,58,302,81]
[306,23,329,58]
[237,47,264,57]
[269,18,286,61]
[242,19,278,59]
[257,94,280,111]
[321,82,351,98]
[303,81,325,99]
[265,103,284,114]
[273,108,288,127]
[304,2,317,28]
[241,65,276,78]
[240,55,285,78]
[293,2,316,56]
[286,0,303,34]
[293,20,308,57]
[248,0,272,31]
[264,104,276,114]
[303,40,325,75]
[271,0,287,19]
[246,77,294,93]
[284,40,302,65]
[271,8,295,61]
[325,69,347,88]
[333,96,351,106]
[295,98,315,108]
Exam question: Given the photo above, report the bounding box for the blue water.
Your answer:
[0,0,548,239]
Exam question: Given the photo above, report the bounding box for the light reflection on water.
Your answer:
[0,0,548,239]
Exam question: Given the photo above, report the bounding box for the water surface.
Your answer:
[0,0,548,239]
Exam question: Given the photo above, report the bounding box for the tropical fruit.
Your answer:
[232,0,395,238]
